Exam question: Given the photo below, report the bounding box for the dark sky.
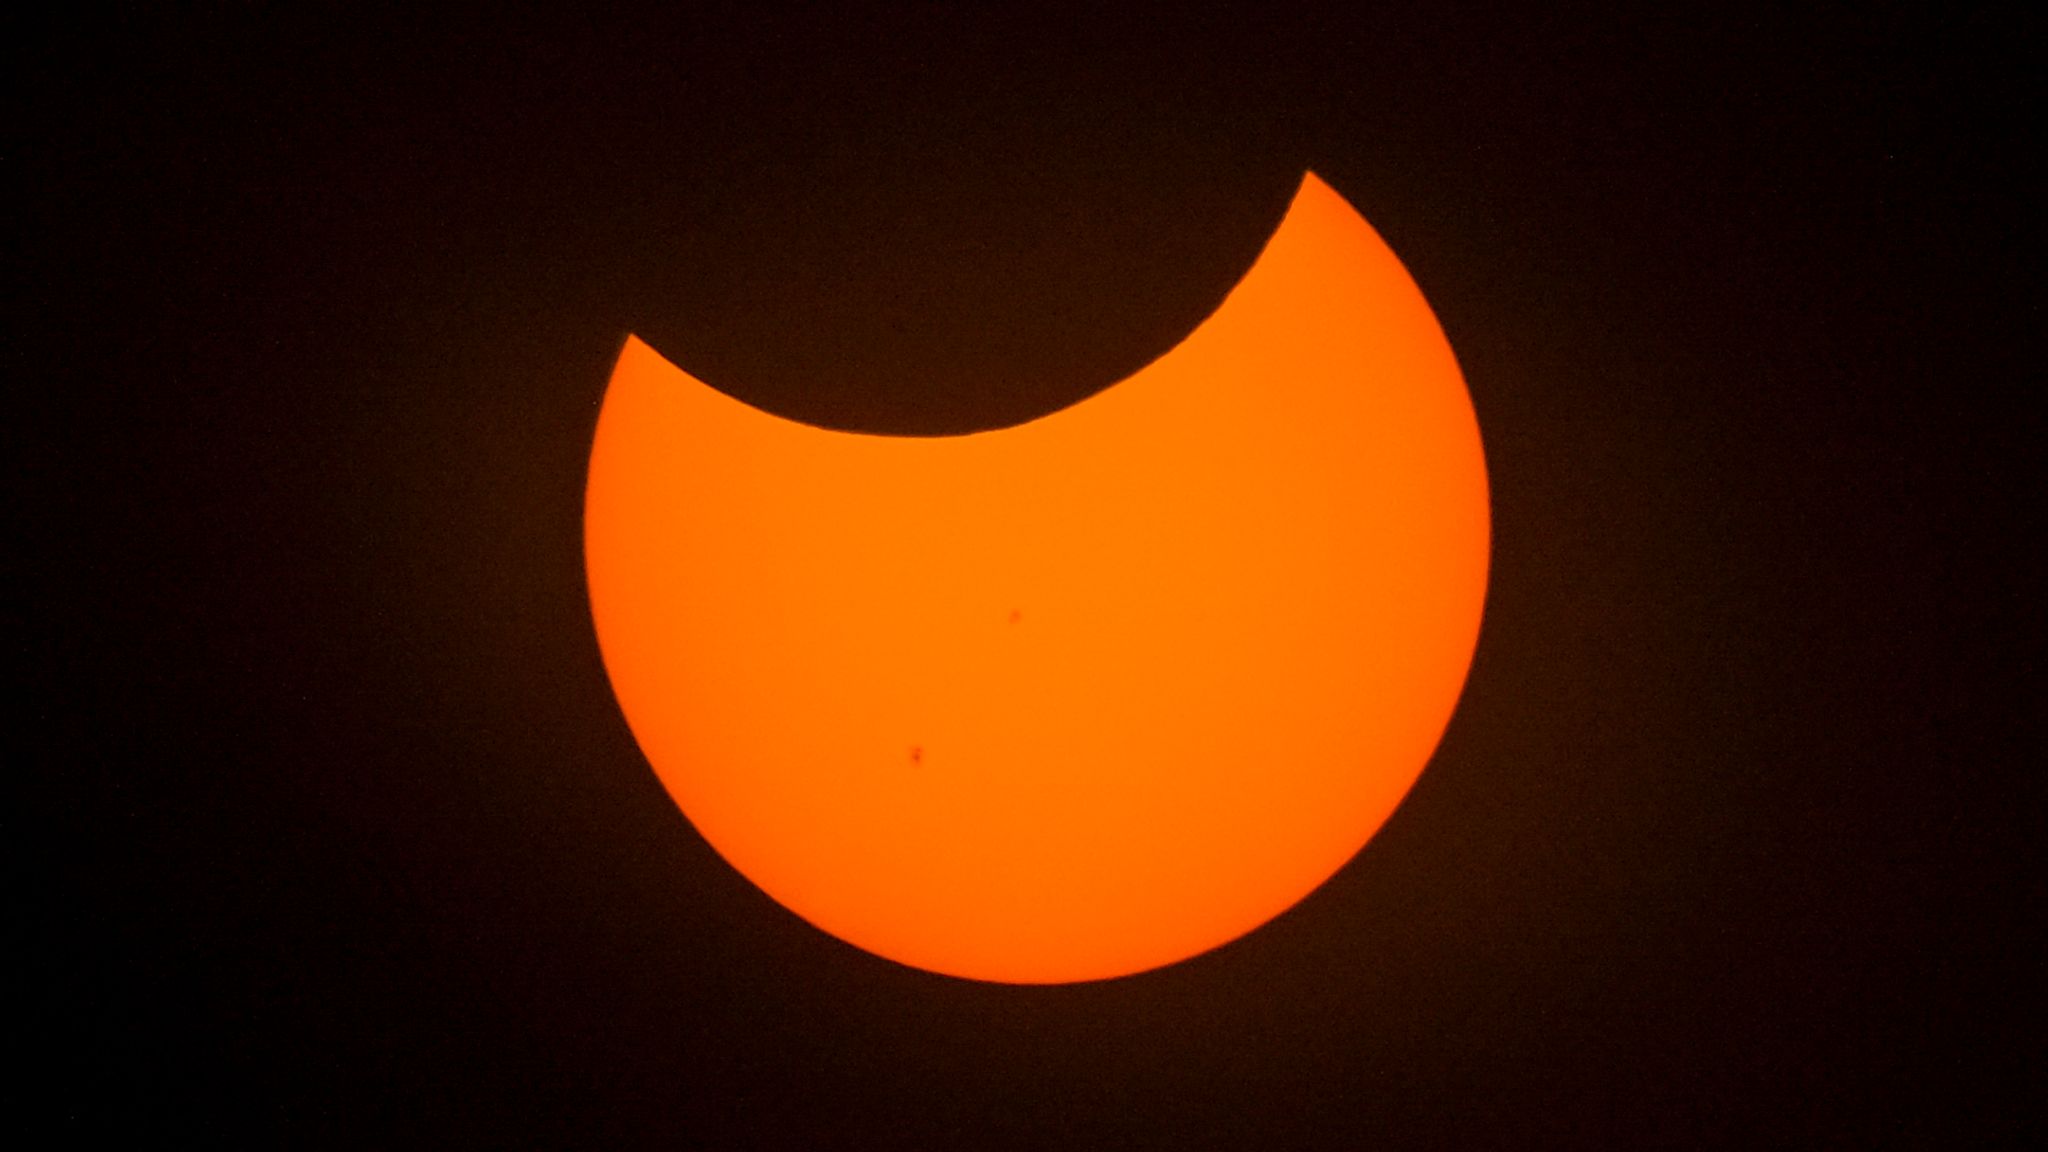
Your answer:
[17,3,2037,1146]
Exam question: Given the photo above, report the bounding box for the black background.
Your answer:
[16,2,2038,1146]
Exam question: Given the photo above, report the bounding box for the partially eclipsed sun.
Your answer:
[584,172,1488,983]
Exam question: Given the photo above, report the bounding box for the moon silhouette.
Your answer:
[584,172,1489,984]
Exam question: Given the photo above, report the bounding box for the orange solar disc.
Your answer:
[585,172,1488,983]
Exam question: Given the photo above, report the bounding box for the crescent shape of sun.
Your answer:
[585,172,1489,984]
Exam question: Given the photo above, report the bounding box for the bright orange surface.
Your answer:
[584,172,1489,983]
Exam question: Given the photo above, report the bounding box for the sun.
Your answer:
[584,172,1488,983]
